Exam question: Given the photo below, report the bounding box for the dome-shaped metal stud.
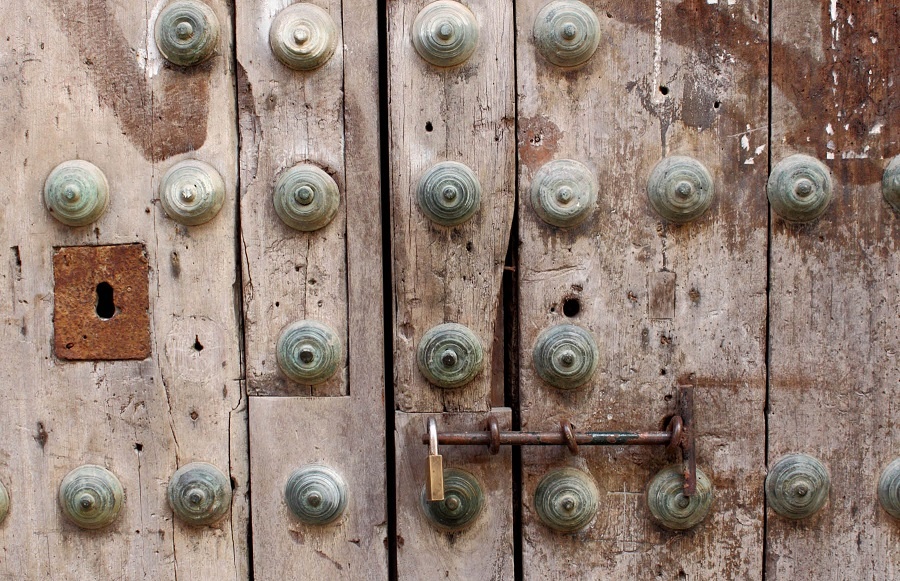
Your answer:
[159,160,226,226]
[534,467,599,533]
[883,155,900,213]
[0,481,9,525]
[412,1,479,68]
[44,160,110,227]
[421,468,484,531]
[273,163,341,232]
[532,324,598,390]
[155,0,220,67]
[767,154,833,222]
[269,3,338,71]
[646,465,714,531]
[285,464,348,525]
[58,465,124,530]
[276,320,342,385]
[417,161,481,226]
[877,458,900,519]
[167,462,232,526]
[766,453,830,520]
[647,155,715,224]
[530,159,598,228]
[417,323,484,389]
[533,0,601,68]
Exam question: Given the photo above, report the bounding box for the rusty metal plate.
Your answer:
[53,244,151,360]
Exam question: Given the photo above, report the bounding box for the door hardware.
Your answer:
[421,467,484,531]
[44,160,110,227]
[532,323,599,390]
[412,1,480,68]
[269,3,338,71]
[765,453,830,520]
[533,0,601,69]
[647,155,715,224]
[154,0,220,67]
[533,467,599,533]
[417,161,482,227]
[767,154,834,222]
[273,163,341,232]
[883,155,900,212]
[284,464,348,525]
[58,465,124,530]
[276,320,342,385]
[529,159,598,228]
[167,462,232,526]
[159,160,226,226]
[417,323,485,389]
[0,481,8,525]
[878,458,900,519]
[425,417,444,502]
[646,464,713,531]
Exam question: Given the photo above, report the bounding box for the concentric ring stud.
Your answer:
[534,468,599,533]
[59,465,124,530]
[276,320,342,385]
[417,161,481,226]
[417,323,484,389]
[160,160,226,226]
[877,458,900,520]
[155,0,220,66]
[766,453,830,520]
[530,159,597,227]
[0,481,9,525]
[44,160,110,227]
[412,1,479,67]
[270,3,338,71]
[533,0,601,68]
[167,462,232,526]
[767,154,833,222]
[532,324,598,390]
[285,464,348,525]
[421,468,484,531]
[883,155,900,213]
[647,156,715,223]
[273,163,341,232]
[646,465,714,530]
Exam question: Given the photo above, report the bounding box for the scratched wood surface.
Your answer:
[766,1,899,579]
[516,0,769,578]
[389,0,516,414]
[0,0,247,578]
[238,0,348,397]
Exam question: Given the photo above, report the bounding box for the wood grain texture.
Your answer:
[767,1,899,578]
[515,0,769,578]
[0,0,247,578]
[395,410,513,580]
[389,0,516,413]
[238,0,348,397]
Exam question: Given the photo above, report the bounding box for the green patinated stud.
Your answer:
[417,323,484,389]
[167,462,232,526]
[270,3,338,71]
[646,465,714,531]
[417,161,481,226]
[59,465,124,530]
[0,480,9,525]
[647,155,715,223]
[883,156,900,213]
[533,0,601,68]
[532,324,598,390]
[530,159,597,228]
[421,468,484,532]
[412,1,479,67]
[160,160,226,226]
[766,453,830,520]
[276,320,342,385]
[273,163,341,232]
[44,160,110,227]
[767,154,833,222]
[877,458,900,520]
[155,0,220,67]
[534,467,599,533]
[285,464,348,525]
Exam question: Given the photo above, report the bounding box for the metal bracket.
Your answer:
[423,386,697,496]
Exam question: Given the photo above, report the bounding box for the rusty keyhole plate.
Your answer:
[53,244,151,360]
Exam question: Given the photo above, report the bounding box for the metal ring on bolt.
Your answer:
[488,414,501,455]
[561,421,579,455]
[667,416,683,453]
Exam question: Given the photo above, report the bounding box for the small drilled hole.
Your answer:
[425,121,434,132]
[562,297,581,317]
[134,443,143,451]
[193,336,204,351]
[96,282,115,319]
[714,101,721,109]
[659,85,669,95]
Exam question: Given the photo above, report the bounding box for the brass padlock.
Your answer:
[426,417,444,502]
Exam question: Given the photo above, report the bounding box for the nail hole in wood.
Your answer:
[562,297,581,317]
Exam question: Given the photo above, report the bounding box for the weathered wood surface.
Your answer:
[238,0,348,397]
[766,1,899,578]
[516,0,768,578]
[389,0,516,413]
[0,0,247,578]
[395,410,513,580]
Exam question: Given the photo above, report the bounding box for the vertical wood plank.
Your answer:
[516,0,768,578]
[0,0,246,577]
[767,1,899,578]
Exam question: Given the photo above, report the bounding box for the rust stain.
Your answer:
[53,244,151,361]
[518,115,561,169]
[48,0,212,161]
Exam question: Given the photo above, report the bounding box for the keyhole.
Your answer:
[96,282,115,319]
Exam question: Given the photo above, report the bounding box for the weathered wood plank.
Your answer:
[767,1,899,578]
[389,0,516,413]
[0,0,246,577]
[516,1,768,578]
